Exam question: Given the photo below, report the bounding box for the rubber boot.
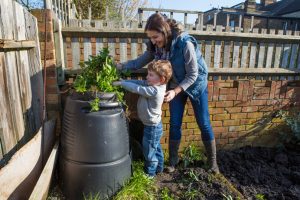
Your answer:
[165,140,180,173]
[203,139,220,174]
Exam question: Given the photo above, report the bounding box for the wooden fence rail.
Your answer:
[0,0,43,162]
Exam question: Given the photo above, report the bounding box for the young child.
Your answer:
[113,60,172,177]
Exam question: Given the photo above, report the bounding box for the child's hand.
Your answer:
[112,81,122,86]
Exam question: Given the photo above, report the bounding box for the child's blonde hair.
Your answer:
[147,60,172,84]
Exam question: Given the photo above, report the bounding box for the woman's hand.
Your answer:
[164,90,176,102]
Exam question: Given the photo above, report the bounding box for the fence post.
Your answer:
[138,8,143,28]
[184,13,187,27]
[45,0,52,9]
[170,11,173,20]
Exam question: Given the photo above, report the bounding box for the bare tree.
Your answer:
[15,0,44,10]
[112,0,148,21]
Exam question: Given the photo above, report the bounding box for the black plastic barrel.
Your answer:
[60,94,132,199]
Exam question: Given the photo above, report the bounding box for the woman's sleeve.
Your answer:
[179,41,198,91]
[122,51,154,71]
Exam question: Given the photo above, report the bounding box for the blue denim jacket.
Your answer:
[170,32,208,100]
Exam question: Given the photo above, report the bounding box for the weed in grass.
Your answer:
[188,169,199,182]
[160,187,175,200]
[182,143,205,168]
[112,161,157,200]
[184,188,203,200]
[222,193,233,200]
[255,193,266,200]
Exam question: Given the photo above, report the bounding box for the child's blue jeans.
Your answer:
[143,121,164,176]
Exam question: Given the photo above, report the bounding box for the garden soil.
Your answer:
[156,146,300,200]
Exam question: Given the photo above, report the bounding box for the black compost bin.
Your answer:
[60,94,132,199]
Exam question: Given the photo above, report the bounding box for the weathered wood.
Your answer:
[223,41,231,68]
[140,7,203,15]
[119,38,127,63]
[257,42,266,68]
[0,53,17,154]
[289,44,298,69]
[108,38,115,57]
[0,40,36,50]
[95,38,103,54]
[205,41,212,68]
[83,37,92,62]
[71,37,80,69]
[213,26,222,68]
[281,44,291,68]
[29,141,59,200]
[241,42,249,68]
[232,42,240,68]
[131,39,138,60]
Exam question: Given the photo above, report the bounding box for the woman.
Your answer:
[118,13,219,173]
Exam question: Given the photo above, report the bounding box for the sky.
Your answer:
[144,0,262,23]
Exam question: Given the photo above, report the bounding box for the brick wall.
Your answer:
[31,10,61,133]
[126,78,300,152]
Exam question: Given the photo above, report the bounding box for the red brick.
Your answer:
[251,100,267,106]
[225,107,242,113]
[240,118,257,124]
[242,106,258,112]
[231,113,247,120]
[247,112,264,119]
[213,114,231,121]
[223,120,240,126]
[211,121,223,127]
[219,88,238,95]
[219,94,237,101]
[213,126,228,133]
[209,108,225,114]
[229,125,245,132]
[216,101,234,108]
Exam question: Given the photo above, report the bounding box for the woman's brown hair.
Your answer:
[145,13,183,52]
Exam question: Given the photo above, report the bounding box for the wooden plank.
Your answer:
[257,43,266,68]
[83,37,92,62]
[240,42,249,68]
[289,44,298,69]
[142,39,147,54]
[274,43,283,68]
[213,26,222,68]
[223,41,231,68]
[119,38,127,63]
[0,40,36,50]
[95,38,103,54]
[71,37,80,69]
[265,43,274,68]
[208,68,300,74]
[131,39,138,60]
[232,42,240,68]
[281,44,291,68]
[95,20,103,29]
[298,46,300,69]
[24,9,43,133]
[0,53,17,154]
[204,41,212,68]
[249,42,257,68]
[29,141,59,200]
[0,0,15,39]
[108,38,115,57]
[0,128,42,200]
[14,2,32,112]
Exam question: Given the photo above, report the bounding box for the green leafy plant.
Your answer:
[183,189,200,200]
[160,187,175,200]
[182,143,205,168]
[73,48,124,111]
[255,193,266,200]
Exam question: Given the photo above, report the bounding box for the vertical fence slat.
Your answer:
[223,41,231,68]
[249,41,257,68]
[95,38,103,54]
[241,42,249,68]
[289,44,298,69]
[205,41,212,68]
[108,38,115,57]
[232,42,240,68]
[119,38,127,63]
[257,42,266,68]
[14,2,32,112]
[0,53,17,154]
[281,44,291,68]
[72,37,80,69]
[131,39,138,60]
[274,43,283,68]
[213,26,222,68]
[265,43,274,68]
[142,39,147,54]
[83,38,92,62]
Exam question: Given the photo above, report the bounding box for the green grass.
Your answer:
[112,161,158,200]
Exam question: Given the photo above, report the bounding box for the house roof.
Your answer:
[260,0,300,16]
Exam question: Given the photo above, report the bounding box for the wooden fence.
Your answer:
[62,26,300,79]
[0,0,43,163]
